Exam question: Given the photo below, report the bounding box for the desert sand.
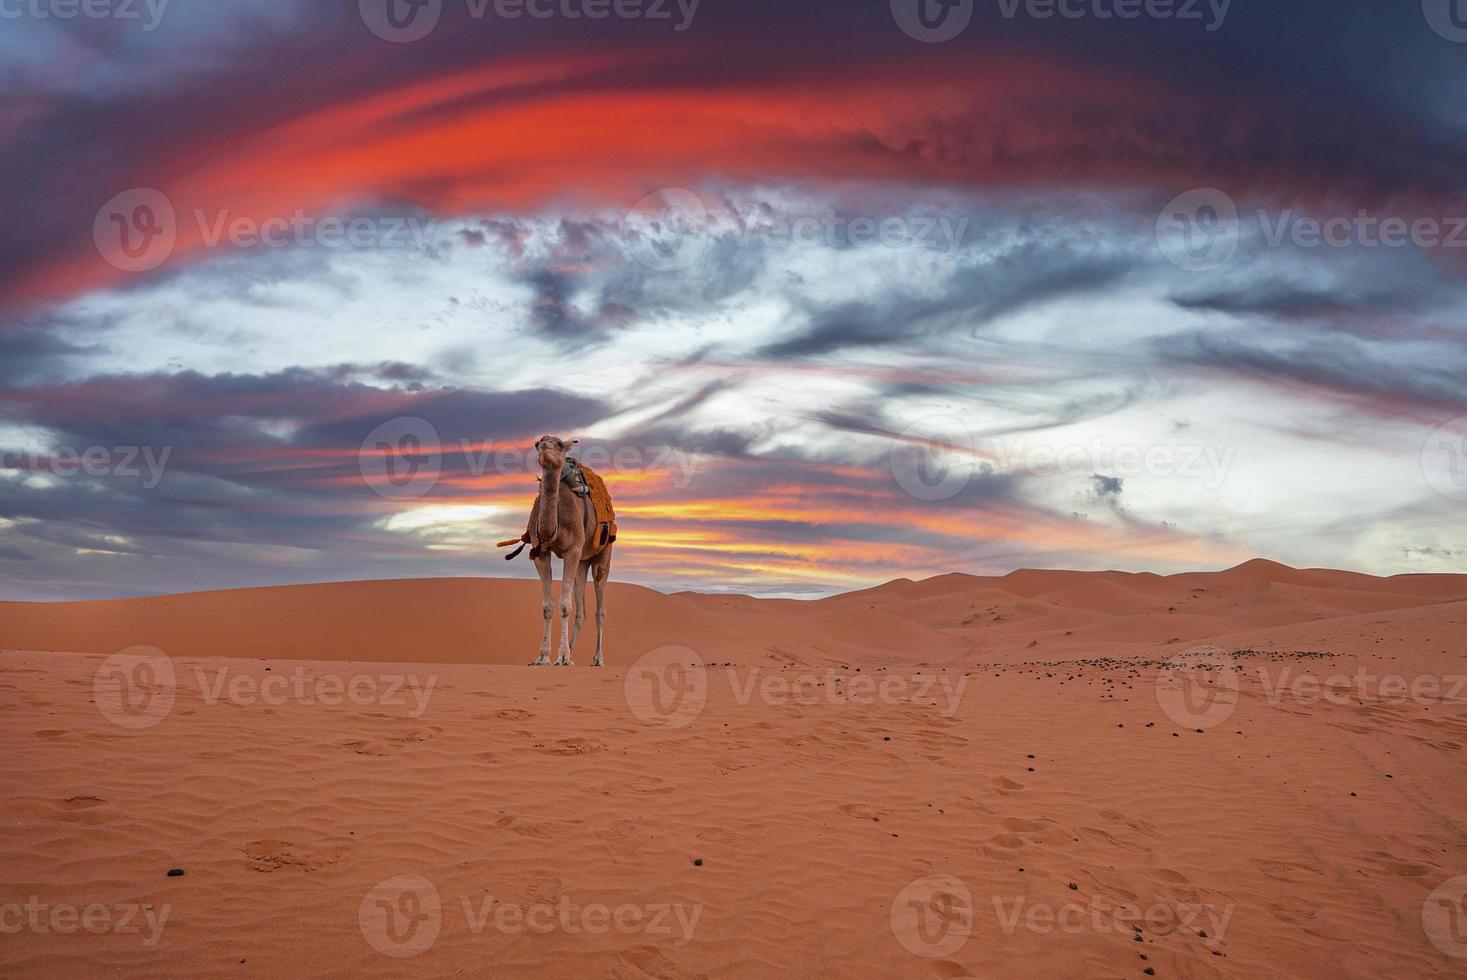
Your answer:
[2,559,1465,978]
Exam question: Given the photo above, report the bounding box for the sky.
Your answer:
[2,0,1467,601]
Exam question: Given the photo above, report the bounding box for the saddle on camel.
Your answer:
[496,436,616,667]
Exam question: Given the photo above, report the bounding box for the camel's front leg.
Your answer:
[553,548,581,665]
[569,559,589,652]
[529,552,554,666]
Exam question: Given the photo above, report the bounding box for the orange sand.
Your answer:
[2,559,1465,978]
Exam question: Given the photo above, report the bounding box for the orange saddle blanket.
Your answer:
[577,462,618,544]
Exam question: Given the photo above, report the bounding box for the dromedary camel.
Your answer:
[520,436,613,667]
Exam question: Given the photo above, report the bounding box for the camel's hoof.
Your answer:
[529,658,550,667]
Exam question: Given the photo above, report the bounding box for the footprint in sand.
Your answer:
[495,709,535,721]
[602,775,671,795]
[999,817,1054,833]
[838,802,886,821]
[931,961,977,979]
[242,839,351,872]
[336,739,391,756]
[60,796,107,810]
[534,737,605,756]
[595,819,643,842]
[1251,859,1322,883]
[1265,894,1320,923]
[1362,851,1437,877]
[991,776,1025,795]
[613,945,706,980]
[33,730,68,739]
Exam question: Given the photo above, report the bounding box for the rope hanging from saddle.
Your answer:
[497,458,617,560]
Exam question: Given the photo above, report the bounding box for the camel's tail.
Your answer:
[498,533,531,561]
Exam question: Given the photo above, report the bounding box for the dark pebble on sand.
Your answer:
[1068,882,1078,890]
[694,858,703,866]
[166,868,185,877]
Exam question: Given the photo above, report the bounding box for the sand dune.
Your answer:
[2,560,1466,978]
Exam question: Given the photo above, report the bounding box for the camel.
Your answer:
[519,436,613,667]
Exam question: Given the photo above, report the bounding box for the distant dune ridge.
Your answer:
[3,559,1467,978]
[3,558,1465,667]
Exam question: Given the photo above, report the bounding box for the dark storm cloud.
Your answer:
[760,241,1135,357]
[1154,328,1467,418]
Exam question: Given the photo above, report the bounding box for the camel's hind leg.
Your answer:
[589,545,612,667]
[569,559,590,652]
[529,551,554,666]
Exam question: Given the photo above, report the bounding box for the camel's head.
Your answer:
[534,435,577,470]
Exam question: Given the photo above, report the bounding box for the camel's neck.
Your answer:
[536,463,561,543]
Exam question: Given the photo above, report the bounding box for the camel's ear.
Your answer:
[565,438,579,449]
